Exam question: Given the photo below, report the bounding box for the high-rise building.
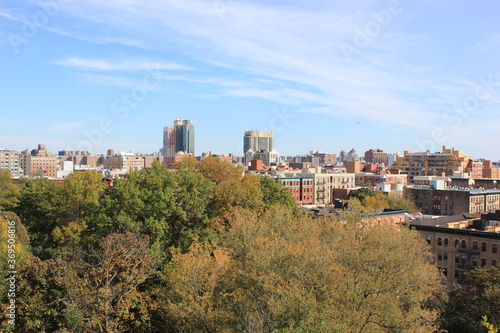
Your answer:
[243,130,278,166]
[243,130,274,153]
[163,118,195,159]
[364,149,388,165]
[21,144,59,178]
[0,150,20,177]
[175,119,195,155]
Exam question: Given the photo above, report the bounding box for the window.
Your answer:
[455,255,460,264]
[461,256,466,265]
[444,238,449,247]
[454,270,460,279]
[461,240,467,249]
[493,244,498,254]
[482,242,487,252]
[472,257,478,266]
[455,239,459,248]
[493,259,497,266]
[473,241,478,251]
[481,258,487,267]
[442,268,448,277]
[443,253,448,262]
[437,237,442,246]
[426,235,431,245]
[437,252,442,261]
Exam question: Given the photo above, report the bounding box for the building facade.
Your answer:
[405,187,500,215]
[163,118,195,160]
[243,130,278,166]
[0,149,21,177]
[243,130,274,154]
[21,144,59,178]
[390,146,470,182]
[364,149,388,165]
[274,176,314,206]
[407,212,500,284]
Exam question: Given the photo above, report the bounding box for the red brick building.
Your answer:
[274,176,314,206]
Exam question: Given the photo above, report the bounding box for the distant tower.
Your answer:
[243,130,278,166]
[243,130,274,154]
[163,118,195,158]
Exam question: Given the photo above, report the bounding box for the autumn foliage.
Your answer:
[0,161,445,332]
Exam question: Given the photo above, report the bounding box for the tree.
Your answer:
[0,212,32,332]
[386,196,418,213]
[89,162,216,260]
[259,176,298,211]
[349,184,376,201]
[0,169,21,211]
[15,233,158,333]
[163,205,443,332]
[15,177,63,259]
[199,157,264,224]
[162,242,233,332]
[363,193,390,210]
[441,266,500,333]
[52,170,108,247]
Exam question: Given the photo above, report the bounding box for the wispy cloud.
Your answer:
[49,123,86,133]
[8,0,498,156]
[55,57,193,71]
[77,73,139,88]
[469,34,500,53]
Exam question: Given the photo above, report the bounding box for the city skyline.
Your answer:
[1,1,500,159]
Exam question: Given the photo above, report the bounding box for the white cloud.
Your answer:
[49,123,86,133]
[55,57,193,71]
[17,0,498,147]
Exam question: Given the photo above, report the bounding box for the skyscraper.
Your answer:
[163,118,195,158]
[243,130,279,166]
[175,119,195,155]
[243,130,274,153]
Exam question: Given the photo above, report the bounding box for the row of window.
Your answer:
[433,236,498,253]
[454,254,497,267]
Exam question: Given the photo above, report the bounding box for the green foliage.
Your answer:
[482,315,498,333]
[260,176,298,211]
[15,171,107,258]
[349,185,418,213]
[349,184,376,201]
[0,169,21,211]
[15,177,63,259]
[10,161,436,332]
[441,266,500,333]
[88,162,217,262]
[15,233,157,333]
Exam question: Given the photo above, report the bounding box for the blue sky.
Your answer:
[1,0,499,159]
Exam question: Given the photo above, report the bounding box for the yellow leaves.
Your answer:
[163,205,442,332]
[52,220,86,247]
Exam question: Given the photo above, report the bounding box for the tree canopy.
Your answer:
[3,161,443,332]
[441,266,500,333]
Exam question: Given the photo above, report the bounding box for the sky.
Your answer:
[0,0,499,160]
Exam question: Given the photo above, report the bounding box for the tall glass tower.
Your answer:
[163,118,195,157]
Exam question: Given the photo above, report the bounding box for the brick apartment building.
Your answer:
[21,144,59,178]
[406,211,500,284]
[274,176,314,206]
[405,186,500,215]
[0,149,21,177]
[390,146,470,182]
[364,149,388,165]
